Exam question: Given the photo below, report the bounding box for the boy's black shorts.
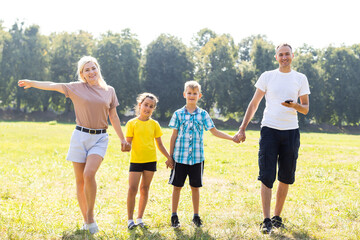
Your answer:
[168,161,204,188]
[258,126,300,189]
[129,161,157,172]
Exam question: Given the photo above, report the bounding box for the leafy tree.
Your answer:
[0,22,26,108]
[0,22,48,111]
[192,28,217,51]
[143,34,193,120]
[321,46,360,126]
[250,38,276,77]
[194,34,238,114]
[351,43,360,58]
[233,61,258,119]
[48,31,94,113]
[349,44,360,125]
[0,21,9,63]
[22,25,50,111]
[292,45,322,125]
[247,38,276,120]
[0,21,11,104]
[238,34,267,62]
[95,29,141,114]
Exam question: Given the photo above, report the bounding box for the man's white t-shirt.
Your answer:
[255,69,310,130]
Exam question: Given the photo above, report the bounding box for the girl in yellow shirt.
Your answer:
[125,93,173,229]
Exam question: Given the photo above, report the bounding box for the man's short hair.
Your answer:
[184,80,202,93]
[276,43,292,52]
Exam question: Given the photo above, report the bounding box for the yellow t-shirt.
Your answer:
[125,118,163,163]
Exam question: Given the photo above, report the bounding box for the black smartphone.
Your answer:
[285,100,293,104]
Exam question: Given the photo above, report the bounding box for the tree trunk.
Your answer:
[16,96,21,111]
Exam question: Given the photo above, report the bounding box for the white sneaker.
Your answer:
[86,221,99,234]
[80,223,87,230]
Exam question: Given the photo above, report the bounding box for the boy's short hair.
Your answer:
[184,80,202,93]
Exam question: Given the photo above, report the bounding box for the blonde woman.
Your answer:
[18,56,131,234]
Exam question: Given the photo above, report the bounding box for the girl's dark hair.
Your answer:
[134,92,159,116]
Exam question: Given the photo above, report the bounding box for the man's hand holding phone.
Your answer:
[282,99,294,108]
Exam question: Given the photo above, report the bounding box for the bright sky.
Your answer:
[1,0,359,50]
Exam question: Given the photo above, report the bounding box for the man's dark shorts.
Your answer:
[258,126,300,189]
[168,161,204,188]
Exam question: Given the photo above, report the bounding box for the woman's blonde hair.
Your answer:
[134,92,159,116]
[77,56,108,90]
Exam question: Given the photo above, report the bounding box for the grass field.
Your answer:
[0,121,359,240]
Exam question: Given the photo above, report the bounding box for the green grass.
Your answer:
[0,121,359,239]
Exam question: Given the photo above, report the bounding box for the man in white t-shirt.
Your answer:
[234,43,310,234]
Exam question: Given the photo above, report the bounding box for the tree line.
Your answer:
[0,21,359,126]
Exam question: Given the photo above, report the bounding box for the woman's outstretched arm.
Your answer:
[18,79,65,94]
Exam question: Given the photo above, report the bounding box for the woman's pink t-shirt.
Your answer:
[62,82,119,129]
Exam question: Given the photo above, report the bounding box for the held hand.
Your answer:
[124,142,132,152]
[120,141,126,152]
[232,134,240,143]
[233,129,246,143]
[165,157,174,169]
[121,141,131,152]
[18,79,32,89]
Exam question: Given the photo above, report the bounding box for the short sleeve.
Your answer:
[62,85,70,98]
[202,110,215,131]
[109,87,119,109]
[61,82,81,98]
[299,75,311,96]
[168,112,180,129]
[254,72,267,92]
[125,121,134,138]
[154,121,163,138]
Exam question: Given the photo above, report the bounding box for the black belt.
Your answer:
[76,126,106,134]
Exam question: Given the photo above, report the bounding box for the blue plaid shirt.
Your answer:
[169,106,215,165]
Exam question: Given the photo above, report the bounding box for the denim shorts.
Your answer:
[258,126,300,188]
[66,127,109,163]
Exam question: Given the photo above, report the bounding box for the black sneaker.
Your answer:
[271,216,284,229]
[260,218,272,234]
[171,215,180,228]
[192,216,203,227]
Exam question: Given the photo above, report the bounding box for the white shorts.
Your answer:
[66,128,109,163]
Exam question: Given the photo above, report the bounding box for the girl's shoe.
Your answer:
[80,223,87,230]
[128,221,136,230]
[136,222,148,229]
[87,221,99,234]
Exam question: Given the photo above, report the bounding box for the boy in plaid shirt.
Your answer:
[168,80,236,228]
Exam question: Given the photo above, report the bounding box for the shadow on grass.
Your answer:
[270,226,319,240]
[61,227,167,240]
[174,227,216,240]
[127,226,167,240]
[62,229,94,240]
